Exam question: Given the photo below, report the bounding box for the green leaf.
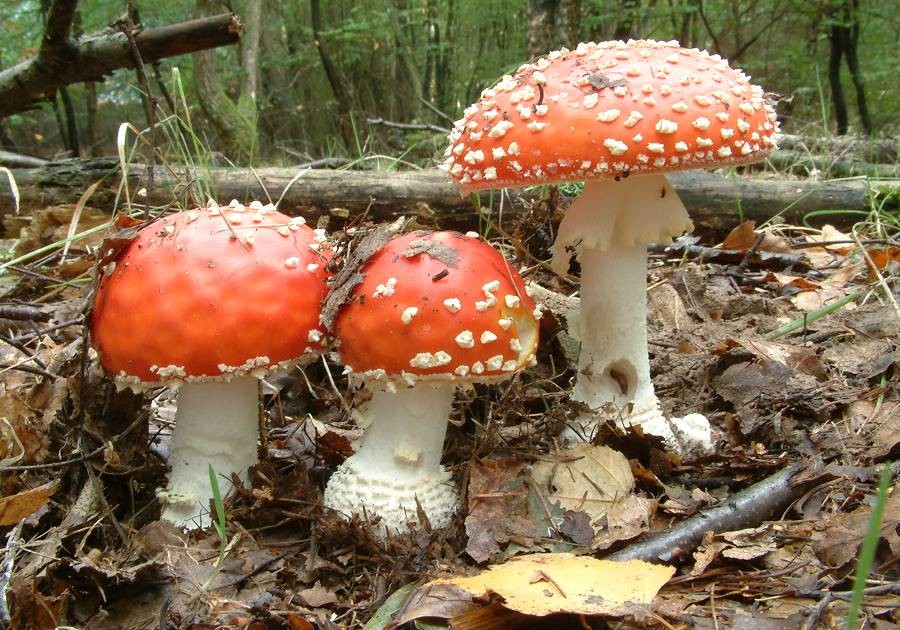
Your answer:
[363,582,417,630]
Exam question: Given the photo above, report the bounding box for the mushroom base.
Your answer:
[159,377,259,528]
[323,383,459,535]
[324,459,458,533]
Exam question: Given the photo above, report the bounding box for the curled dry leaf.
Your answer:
[0,480,58,526]
[399,552,674,622]
[531,444,634,531]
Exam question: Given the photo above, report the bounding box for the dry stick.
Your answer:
[417,96,455,125]
[366,118,450,134]
[606,461,813,563]
[0,304,51,322]
[0,412,145,474]
[0,333,47,370]
[0,521,23,626]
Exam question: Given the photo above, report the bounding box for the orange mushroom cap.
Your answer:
[334,231,539,382]
[91,202,330,385]
[441,40,779,193]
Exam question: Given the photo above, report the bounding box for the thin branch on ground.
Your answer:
[606,461,814,563]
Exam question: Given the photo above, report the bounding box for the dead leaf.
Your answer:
[691,532,728,576]
[812,486,900,567]
[465,458,535,563]
[559,509,593,546]
[592,495,655,550]
[296,583,338,608]
[649,283,691,332]
[402,553,674,620]
[729,337,828,380]
[531,444,634,530]
[0,480,58,525]
[806,224,855,254]
[720,220,758,250]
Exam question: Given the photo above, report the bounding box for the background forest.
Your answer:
[0,0,896,166]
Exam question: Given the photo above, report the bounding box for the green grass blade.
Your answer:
[764,291,860,340]
[845,461,893,629]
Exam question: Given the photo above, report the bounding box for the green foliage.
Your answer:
[0,0,897,162]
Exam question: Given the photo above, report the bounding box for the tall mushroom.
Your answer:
[91,201,330,527]
[323,230,539,533]
[440,39,778,450]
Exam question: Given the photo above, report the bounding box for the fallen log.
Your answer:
[764,150,899,179]
[0,14,242,119]
[1,159,896,235]
[776,133,898,165]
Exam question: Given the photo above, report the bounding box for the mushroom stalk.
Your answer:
[572,242,658,422]
[324,382,459,534]
[553,175,703,447]
[161,377,259,527]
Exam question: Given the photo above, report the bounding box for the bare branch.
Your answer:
[0,13,243,119]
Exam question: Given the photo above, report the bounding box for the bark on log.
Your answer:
[0,14,242,119]
[765,150,899,179]
[776,133,898,164]
[1,160,896,236]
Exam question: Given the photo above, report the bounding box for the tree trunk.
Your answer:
[435,0,455,113]
[192,0,259,162]
[613,0,641,40]
[83,82,98,156]
[59,86,80,157]
[843,0,872,136]
[310,0,356,150]
[388,0,424,121]
[828,15,849,135]
[527,0,558,57]
[557,0,582,48]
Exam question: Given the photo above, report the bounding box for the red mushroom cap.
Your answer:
[334,231,538,382]
[441,39,779,193]
[91,202,330,385]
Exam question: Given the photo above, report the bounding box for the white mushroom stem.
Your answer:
[551,174,712,454]
[323,382,459,535]
[160,377,259,528]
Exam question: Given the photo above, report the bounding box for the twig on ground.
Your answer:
[418,96,455,125]
[648,241,809,271]
[0,520,23,625]
[0,304,52,322]
[366,118,450,134]
[606,461,814,563]
[0,412,146,473]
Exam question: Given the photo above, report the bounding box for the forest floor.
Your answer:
[0,170,897,629]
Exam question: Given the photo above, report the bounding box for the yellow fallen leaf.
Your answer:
[0,480,58,525]
[531,444,634,527]
[424,552,674,617]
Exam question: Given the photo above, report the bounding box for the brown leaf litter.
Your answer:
[0,200,897,628]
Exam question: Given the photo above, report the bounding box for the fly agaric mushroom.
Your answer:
[440,40,778,451]
[323,230,539,532]
[91,201,330,527]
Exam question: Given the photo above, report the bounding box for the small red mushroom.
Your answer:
[441,40,778,453]
[91,200,330,527]
[324,230,538,533]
